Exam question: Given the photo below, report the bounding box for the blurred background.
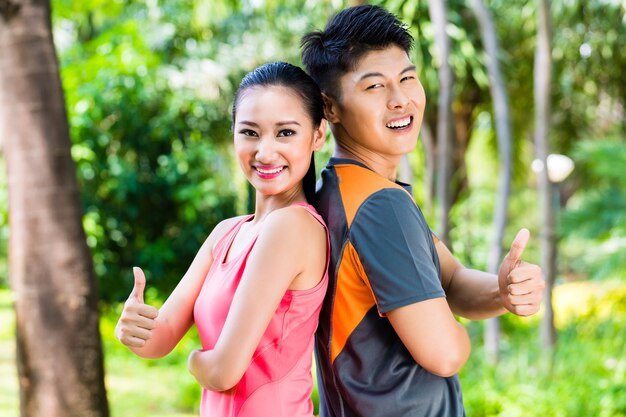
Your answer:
[0,0,625,416]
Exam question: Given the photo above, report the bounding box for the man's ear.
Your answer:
[322,93,340,123]
[312,119,327,152]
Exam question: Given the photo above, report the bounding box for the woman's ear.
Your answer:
[313,119,327,152]
[322,93,340,123]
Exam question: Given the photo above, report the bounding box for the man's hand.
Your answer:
[498,229,545,316]
[115,267,159,347]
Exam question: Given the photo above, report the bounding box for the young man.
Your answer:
[300,5,545,417]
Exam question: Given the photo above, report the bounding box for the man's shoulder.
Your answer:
[319,163,411,224]
[332,162,404,193]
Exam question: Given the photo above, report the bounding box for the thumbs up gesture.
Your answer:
[115,267,159,348]
[498,229,545,316]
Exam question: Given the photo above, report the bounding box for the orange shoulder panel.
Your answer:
[335,164,404,228]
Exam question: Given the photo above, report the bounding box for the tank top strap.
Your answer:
[211,214,254,262]
[289,202,331,269]
[288,202,326,231]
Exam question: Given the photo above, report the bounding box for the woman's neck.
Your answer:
[251,189,307,225]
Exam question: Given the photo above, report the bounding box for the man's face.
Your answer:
[327,45,426,162]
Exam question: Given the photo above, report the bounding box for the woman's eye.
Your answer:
[277,129,295,137]
[239,129,258,137]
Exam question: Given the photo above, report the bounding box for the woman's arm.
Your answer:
[116,217,241,358]
[188,206,327,391]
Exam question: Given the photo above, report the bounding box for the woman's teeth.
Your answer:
[256,166,284,174]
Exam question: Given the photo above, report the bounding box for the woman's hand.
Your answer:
[115,267,159,348]
[188,348,233,392]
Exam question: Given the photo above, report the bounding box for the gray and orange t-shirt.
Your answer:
[314,157,465,417]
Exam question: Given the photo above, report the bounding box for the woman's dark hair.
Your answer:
[301,5,413,100]
[232,61,324,204]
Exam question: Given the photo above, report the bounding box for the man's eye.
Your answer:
[401,75,416,82]
[366,83,384,90]
[277,129,295,137]
[239,129,258,137]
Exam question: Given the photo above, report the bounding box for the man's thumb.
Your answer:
[131,267,146,304]
[507,228,530,265]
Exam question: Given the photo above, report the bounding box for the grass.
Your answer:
[1,280,626,417]
[0,291,18,415]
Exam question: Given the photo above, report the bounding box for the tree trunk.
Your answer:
[534,0,557,351]
[470,0,514,364]
[0,1,110,416]
[427,0,455,245]
[420,123,436,215]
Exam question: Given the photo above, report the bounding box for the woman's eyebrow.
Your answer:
[237,120,259,127]
[276,121,301,126]
[237,120,301,127]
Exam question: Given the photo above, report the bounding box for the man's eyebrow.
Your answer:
[401,65,417,74]
[358,65,417,82]
[358,71,384,82]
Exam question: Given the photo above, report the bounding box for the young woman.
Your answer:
[115,62,329,417]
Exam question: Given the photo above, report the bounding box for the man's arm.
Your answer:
[437,229,545,320]
[387,297,471,377]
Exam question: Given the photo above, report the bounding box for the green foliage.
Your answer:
[550,0,626,150]
[560,138,626,280]
[56,8,240,301]
[0,160,7,288]
[461,282,626,417]
[45,0,343,301]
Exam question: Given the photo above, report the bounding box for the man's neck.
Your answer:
[334,146,400,182]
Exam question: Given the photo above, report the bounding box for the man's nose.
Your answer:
[387,84,410,110]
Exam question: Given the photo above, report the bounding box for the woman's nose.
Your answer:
[255,137,277,162]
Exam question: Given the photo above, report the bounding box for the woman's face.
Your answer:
[233,85,325,200]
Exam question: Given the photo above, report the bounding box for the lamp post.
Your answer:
[532,154,575,224]
[532,153,574,349]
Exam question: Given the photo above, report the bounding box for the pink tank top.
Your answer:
[193,203,329,417]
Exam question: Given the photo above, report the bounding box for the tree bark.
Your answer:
[427,0,455,245]
[534,0,557,351]
[420,123,436,215]
[0,1,110,416]
[470,0,514,364]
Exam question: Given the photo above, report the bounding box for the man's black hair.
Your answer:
[301,4,413,100]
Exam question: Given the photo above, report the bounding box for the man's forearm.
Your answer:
[445,267,507,320]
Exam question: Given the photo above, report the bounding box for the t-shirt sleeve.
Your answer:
[349,188,445,314]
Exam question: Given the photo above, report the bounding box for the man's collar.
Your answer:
[326,156,413,192]
[327,156,370,170]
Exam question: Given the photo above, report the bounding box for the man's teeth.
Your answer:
[257,167,284,174]
[386,117,412,129]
